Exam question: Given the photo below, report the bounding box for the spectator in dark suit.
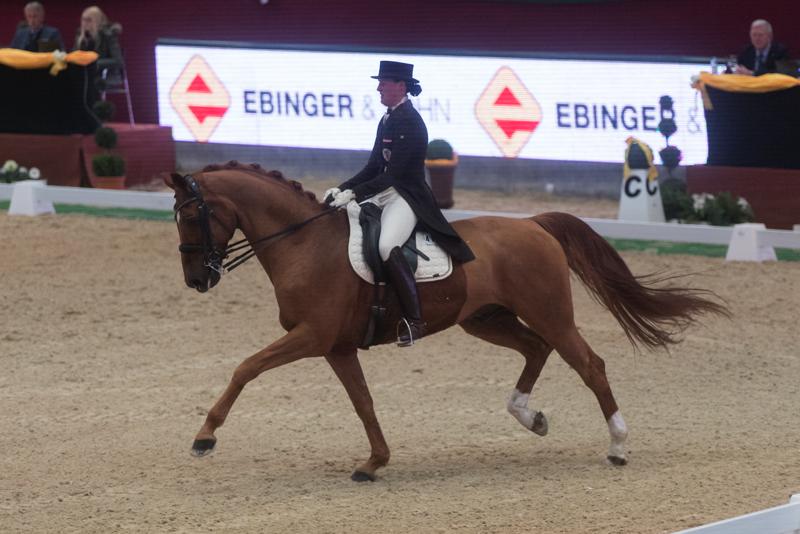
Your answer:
[735,19,789,76]
[9,2,64,52]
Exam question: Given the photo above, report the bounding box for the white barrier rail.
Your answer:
[762,228,800,250]
[447,208,736,245]
[674,494,800,534]
[1,181,173,211]
[37,185,174,210]
[3,182,800,260]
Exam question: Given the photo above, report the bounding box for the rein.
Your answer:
[174,174,336,275]
[222,208,335,272]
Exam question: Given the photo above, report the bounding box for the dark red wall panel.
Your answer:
[3,0,797,124]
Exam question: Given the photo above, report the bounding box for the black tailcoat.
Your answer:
[339,100,475,263]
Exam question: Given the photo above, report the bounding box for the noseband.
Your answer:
[174,174,336,277]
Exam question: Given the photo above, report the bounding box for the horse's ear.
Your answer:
[165,172,186,191]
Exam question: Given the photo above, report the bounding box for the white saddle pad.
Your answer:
[346,201,453,285]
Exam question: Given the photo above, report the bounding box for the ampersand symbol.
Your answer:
[362,95,375,120]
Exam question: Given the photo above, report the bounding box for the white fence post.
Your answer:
[725,223,777,262]
[8,180,55,216]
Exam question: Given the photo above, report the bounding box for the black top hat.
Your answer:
[371,61,419,83]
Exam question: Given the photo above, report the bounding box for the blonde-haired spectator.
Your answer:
[74,6,122,71]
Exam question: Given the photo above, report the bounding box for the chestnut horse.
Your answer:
[165,162,726,482]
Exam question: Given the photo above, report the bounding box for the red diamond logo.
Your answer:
[475,67,542,158]
[170,55,230,142]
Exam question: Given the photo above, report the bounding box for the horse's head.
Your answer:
[165,172,238,293]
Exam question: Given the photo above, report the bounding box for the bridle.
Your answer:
[174,175,228,275]
[173,174,336,276]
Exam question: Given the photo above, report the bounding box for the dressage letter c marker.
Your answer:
[624,176,642,198]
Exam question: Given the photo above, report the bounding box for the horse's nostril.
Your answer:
[189,278,202,288]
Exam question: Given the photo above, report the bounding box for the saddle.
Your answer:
[346,201,452,285]
[345,200,453,348]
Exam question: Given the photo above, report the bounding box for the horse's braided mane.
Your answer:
[201,160,319,203]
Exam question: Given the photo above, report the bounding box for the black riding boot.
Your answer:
[384,247,426,347]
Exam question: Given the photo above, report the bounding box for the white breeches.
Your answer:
[362,187,418,261]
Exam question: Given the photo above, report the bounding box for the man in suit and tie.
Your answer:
[10,2,64,53]
[734,19,789,76]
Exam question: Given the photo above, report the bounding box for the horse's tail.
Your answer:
[533,212,729,350]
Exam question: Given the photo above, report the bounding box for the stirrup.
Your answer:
[396,318,424,347]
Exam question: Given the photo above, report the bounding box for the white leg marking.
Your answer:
[607,411,628,462]
[507,389,548,436]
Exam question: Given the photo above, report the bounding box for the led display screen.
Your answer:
[156,43,708,164]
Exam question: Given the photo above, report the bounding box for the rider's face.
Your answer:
[377,79,407,108]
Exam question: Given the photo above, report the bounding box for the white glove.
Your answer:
[330,189,355,208]
[323,187,340,205]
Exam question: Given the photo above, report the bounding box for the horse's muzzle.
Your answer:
[187,269,221,293]
[189,278,209,293]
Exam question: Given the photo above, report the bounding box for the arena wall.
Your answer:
[2,0,798,126]
[2,1,796,194]
[175,141,636,196]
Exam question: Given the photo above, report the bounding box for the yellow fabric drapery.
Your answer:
[623,137,658,182]
[692,71,800,110]
[0,48,98,76]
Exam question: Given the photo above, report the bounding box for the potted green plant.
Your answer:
[91,126,126,189]
[92,100,116,123]
[425,139,458,209]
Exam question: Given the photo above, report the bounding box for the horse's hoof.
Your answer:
[191,438,217,457]
[607,455,627,466]
[351,470,375,482]
[531,411,548,436]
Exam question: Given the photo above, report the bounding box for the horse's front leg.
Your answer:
[192,324,319,456]
[325,348,390,482]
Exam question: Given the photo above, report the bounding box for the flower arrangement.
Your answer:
[1,160,42,183]
[692,191,754,226]
[661,179,754,226]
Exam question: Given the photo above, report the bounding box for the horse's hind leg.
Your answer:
[325,348,390,482]
[550,328,629,465]
[460,307,552,436]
